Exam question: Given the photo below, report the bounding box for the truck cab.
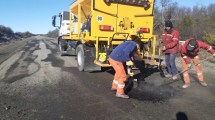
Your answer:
[52,11,77,55]
[52,11,70,36]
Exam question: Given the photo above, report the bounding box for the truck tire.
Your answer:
[58,38,67,56]
[76,45,85,71]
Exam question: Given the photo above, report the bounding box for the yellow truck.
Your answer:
[52,0,158,71]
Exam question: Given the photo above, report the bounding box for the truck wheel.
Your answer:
[58,41,63,56]
[58,38,64,56]
[76,45,84,71]
[58,38,67,56]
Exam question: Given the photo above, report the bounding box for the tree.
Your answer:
[153,1,215,47]
[0,25,14,38]
[178,16,193,40]
[203,33,215,48]
[0,24,34,43]
[46,29,59,38]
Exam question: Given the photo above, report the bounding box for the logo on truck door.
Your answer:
[97,15,103,22]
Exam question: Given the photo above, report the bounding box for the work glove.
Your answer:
[127,67,134,77]
[162,46,167,51]
[126,60,134,66]
[187,64,192,69]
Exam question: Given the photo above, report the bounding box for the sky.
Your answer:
[0,0,214,34]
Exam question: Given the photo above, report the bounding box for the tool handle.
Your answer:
[176,55,214,76]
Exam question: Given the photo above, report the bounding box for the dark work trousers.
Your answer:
[165,53,177,76]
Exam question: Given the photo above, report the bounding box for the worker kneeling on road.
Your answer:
[108,38,142,99]
[180,38,215,88]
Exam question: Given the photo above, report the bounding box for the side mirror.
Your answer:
[52,16,56,27]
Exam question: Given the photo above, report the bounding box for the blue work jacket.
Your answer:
[109,41,137,62]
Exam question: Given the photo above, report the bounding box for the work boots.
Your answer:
[116,94,129,99]
[182,84,190,89]
[164,73,172,78]
[172,75,178,80]
[182,82,207,89]
[200,82,207,87]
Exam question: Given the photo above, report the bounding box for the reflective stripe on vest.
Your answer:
[194,56,199,58]
[113,80,118,84]
[184,73,189,77]
[167,34,172,37]
[207,46,212,51]
[173,38,178,40]
[183,56,187,58]
[118,83,125,88]
[197,73,202,76]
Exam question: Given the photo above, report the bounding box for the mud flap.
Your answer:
[83,44,101,72]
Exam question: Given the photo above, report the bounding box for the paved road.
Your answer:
[0,36,215,120]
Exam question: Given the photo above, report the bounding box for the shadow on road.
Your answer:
[176,112,188,120]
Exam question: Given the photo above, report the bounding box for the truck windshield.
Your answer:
[62,11,69,20]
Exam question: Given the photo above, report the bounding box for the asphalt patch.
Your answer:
[42,54,65,68]
[129,82,177,103]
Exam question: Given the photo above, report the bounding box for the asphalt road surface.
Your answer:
[0,36,215,120]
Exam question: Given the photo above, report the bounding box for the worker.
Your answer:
[108,38,142,99]
[161,20,180,80]
[180,38,215,88]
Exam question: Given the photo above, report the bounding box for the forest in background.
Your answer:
[154,0,215,47]
[0,25,34,43]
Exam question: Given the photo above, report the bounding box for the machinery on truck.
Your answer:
[52,0,158,72]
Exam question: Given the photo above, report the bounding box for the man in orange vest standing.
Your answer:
[180,38,215,88]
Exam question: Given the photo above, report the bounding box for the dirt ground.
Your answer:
[0,37,215,120]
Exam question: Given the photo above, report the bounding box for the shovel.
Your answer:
[165,55,214,85]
